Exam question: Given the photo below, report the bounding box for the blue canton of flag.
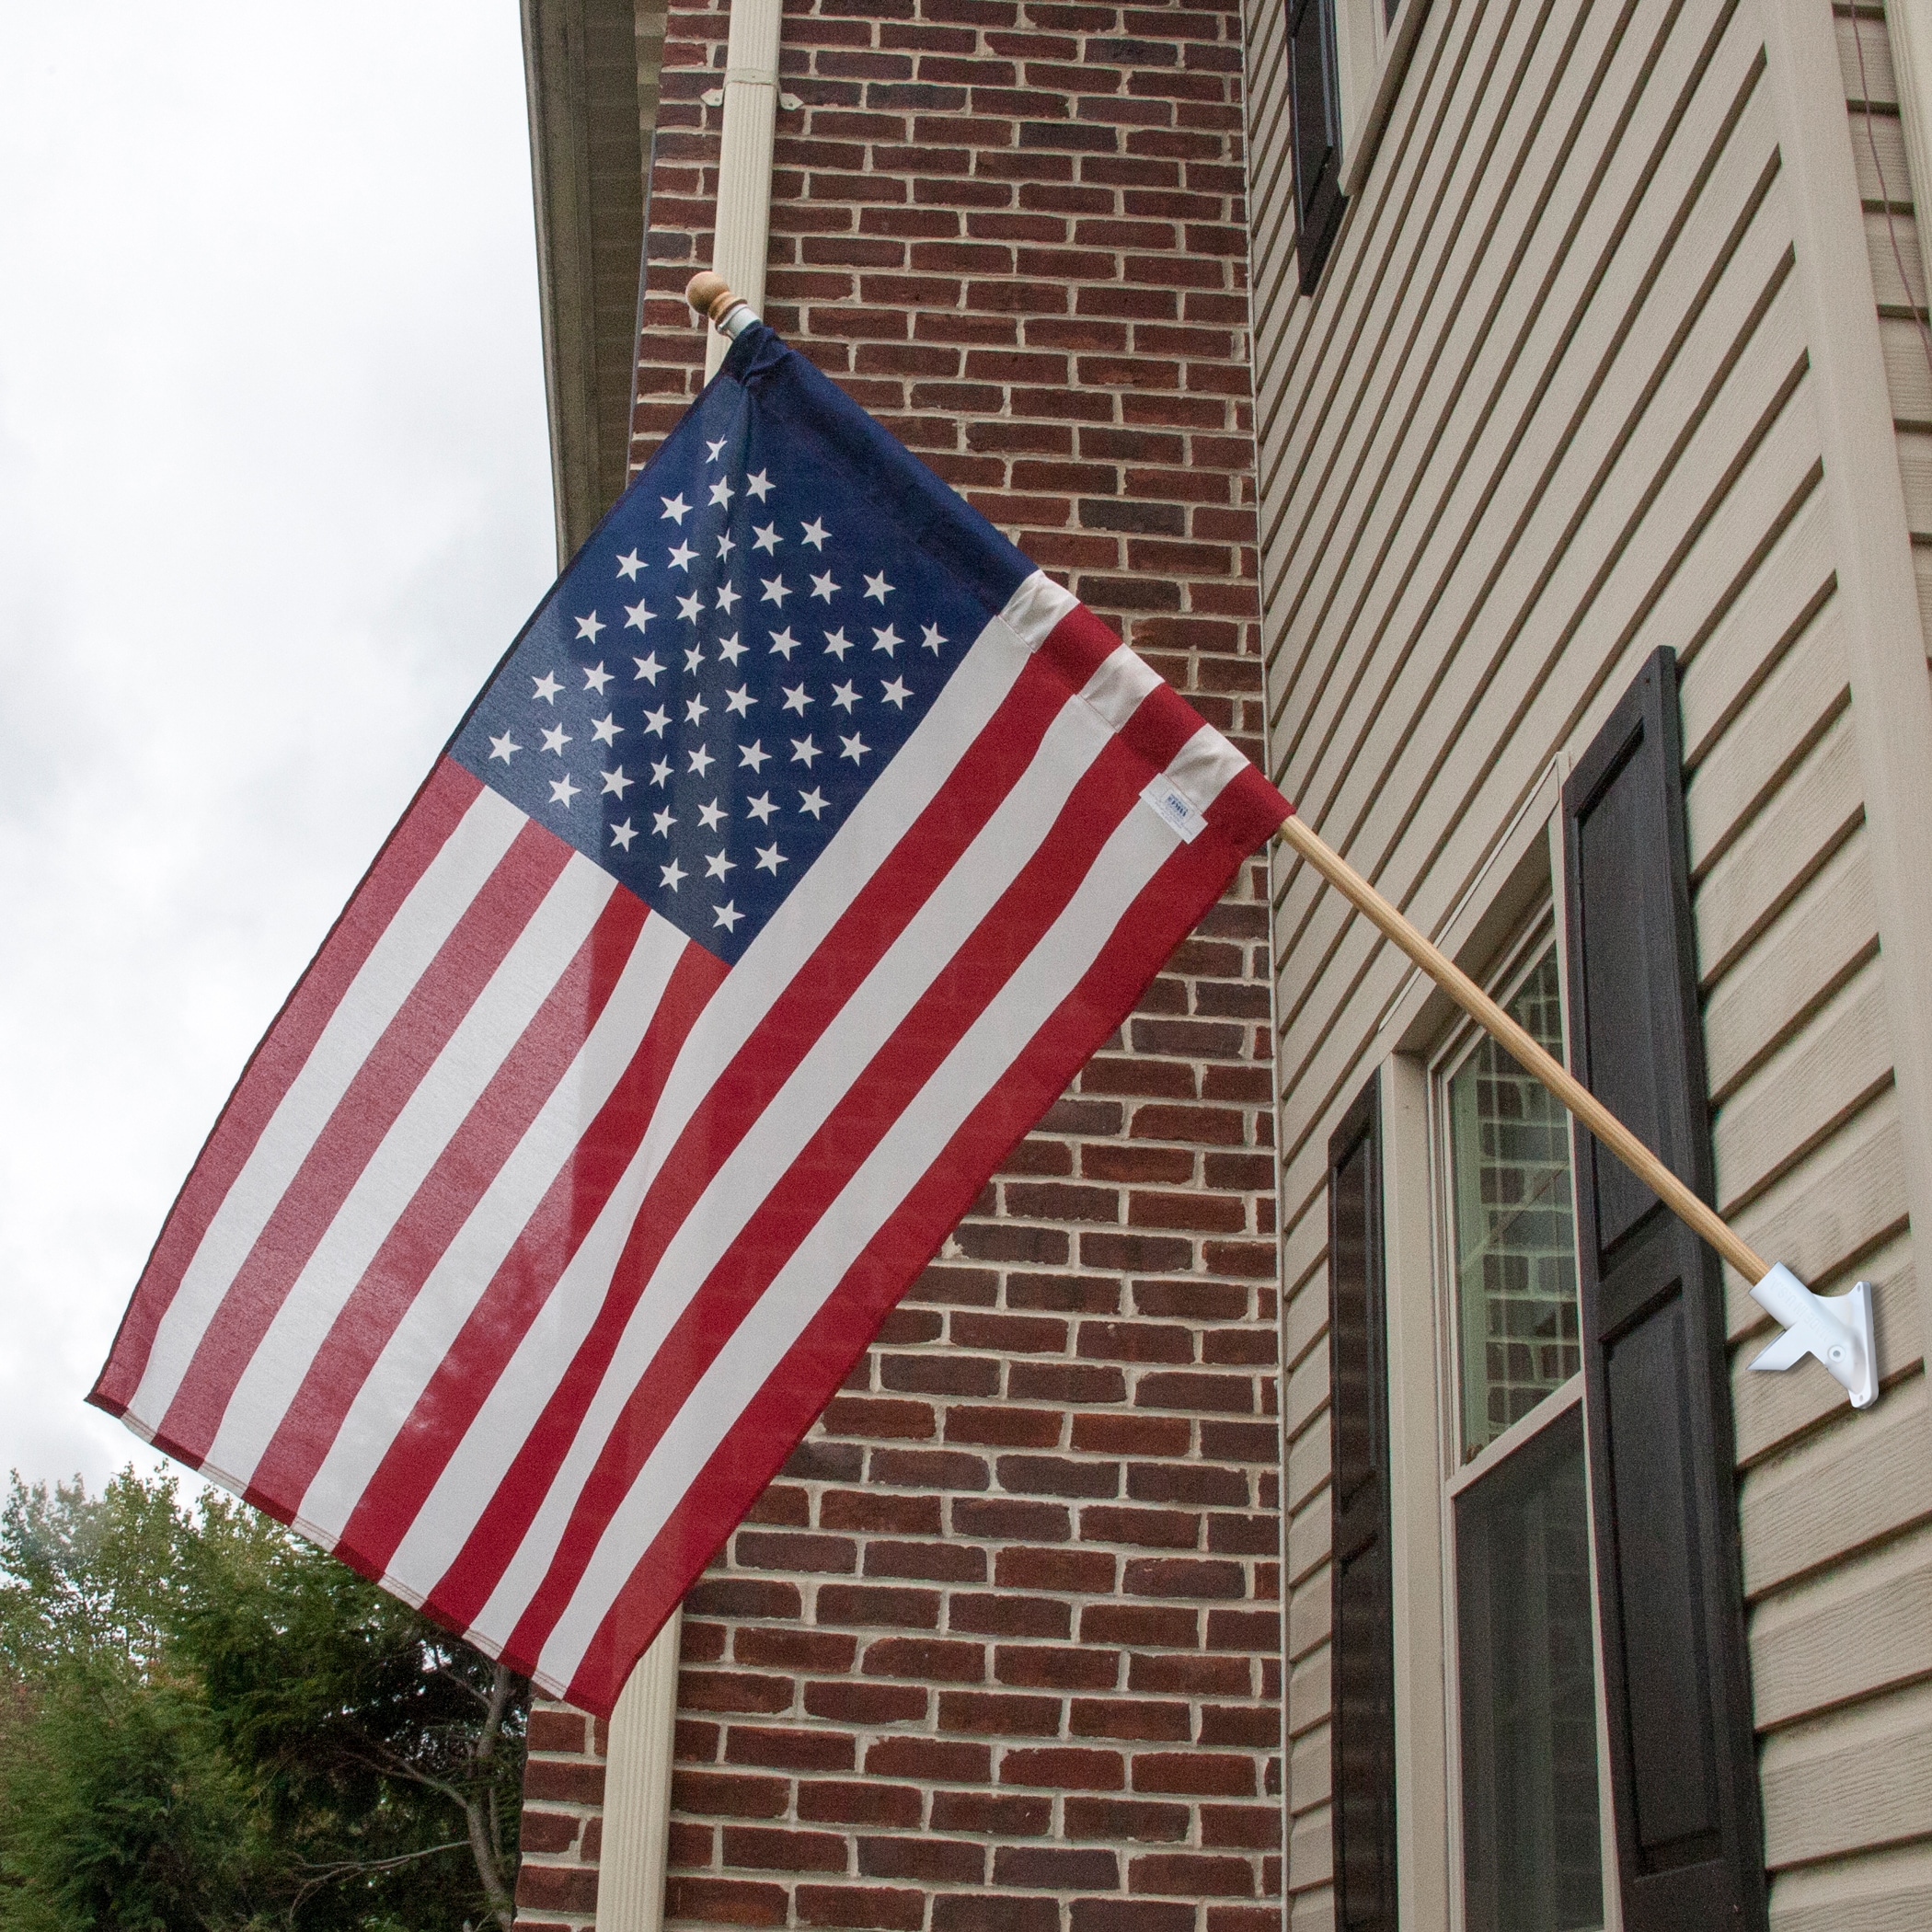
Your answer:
[451,337,1002,962]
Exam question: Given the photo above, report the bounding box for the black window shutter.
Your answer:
[1561,649,1767,1932]
[1328,1077,1397,1932]
[1288,0,1346,293]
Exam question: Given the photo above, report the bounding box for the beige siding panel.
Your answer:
[1727,1083,1907,1336]
[1289,1719,1332,1815]
[1282,1332,1330,1443]
[1258,0,1586,653]
[1286,1558,1330,1662]
[1749,1518,1932,1728]
[1759,1674,1932,1869]
[1880,314,1932,425]
[1282,1257,1328,1372]
[1851,105,1915,206]
[1770,1842,1932,1932]
[1288,1887,1337,1932]
[1284,1405,1330,1515]
[1867,206,1929,310]
[1676,471,1832,765]
[1684,600,1849,878]
[1268,0,1771,772]
[1730,1232,1915,1465]
[1894,425,1932,532]
[1249,0,1490,465]
[1916,541,1932,647]
[1269,119,1796,1022]
[1702,829,1878,1101]
[1839,9,1898,109]
[1739,1368,1932,1595]
[1275,270,1808,1154]
[1286,1486,1331,1587]
[1690,704,1864,984]
[1274,208,1801,1012]
[1288,1646,1331,1732]
[1711,955,1893,1213]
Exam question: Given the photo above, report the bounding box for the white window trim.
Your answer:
[1375,784,1627,1932]
[1421,899,1625,1932]
[1334,0,1433,198]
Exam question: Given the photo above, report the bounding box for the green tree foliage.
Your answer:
[0,1468,526,1932]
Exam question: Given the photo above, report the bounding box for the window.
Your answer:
[1287,0,1346,293]
[1434,919,1609,1932]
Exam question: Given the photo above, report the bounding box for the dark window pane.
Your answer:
[1455,1405,1604,1932]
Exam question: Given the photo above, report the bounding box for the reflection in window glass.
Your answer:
[1448,944,1580,1457]
[1455,1404,1604,1932]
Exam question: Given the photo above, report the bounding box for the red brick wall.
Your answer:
[515,0,1278,1925]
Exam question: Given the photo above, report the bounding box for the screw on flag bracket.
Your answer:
[1746,1266,1878,1409]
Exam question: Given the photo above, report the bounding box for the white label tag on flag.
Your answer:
[1142,776,1208,843]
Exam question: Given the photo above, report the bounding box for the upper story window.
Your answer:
[1290,0,1426,293]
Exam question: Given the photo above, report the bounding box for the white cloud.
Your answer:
[0,3,556,1492]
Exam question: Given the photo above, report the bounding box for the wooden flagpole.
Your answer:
[1272,813,1766,1282]
[683,270,1770,1290]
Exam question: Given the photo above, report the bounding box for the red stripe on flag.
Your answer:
[558,803,1259,1708]
[1035,602,1126,693]
[239,888,656,1520]
[150,818,575,1467]
[91,759,484,1415]
[416,651,1075,1628]
[492,735,1151,1666]
[330,931,727,1578]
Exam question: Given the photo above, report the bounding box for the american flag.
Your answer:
[92,322,1290,1715]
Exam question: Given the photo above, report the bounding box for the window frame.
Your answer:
[1423,903,1625,1932]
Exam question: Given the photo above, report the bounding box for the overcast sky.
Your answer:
[0,4,557,1497]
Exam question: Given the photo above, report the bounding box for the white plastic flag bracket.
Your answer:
[1747,1262,1878,1410]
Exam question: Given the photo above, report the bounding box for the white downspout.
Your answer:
[702,0,787,377]
[595,3,784,1923]
[592,1606,684,1932]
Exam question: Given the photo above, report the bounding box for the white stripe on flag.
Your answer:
[536,799,1184,1685]
[462,681,1118,1648]
[202,854,620,1488]
[295,909,693,1546]
[1000,569,1079,650]
[129,787,528,1426]
[374,605,1039,1593]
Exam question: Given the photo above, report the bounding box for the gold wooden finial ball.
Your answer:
[685,271,734,322]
